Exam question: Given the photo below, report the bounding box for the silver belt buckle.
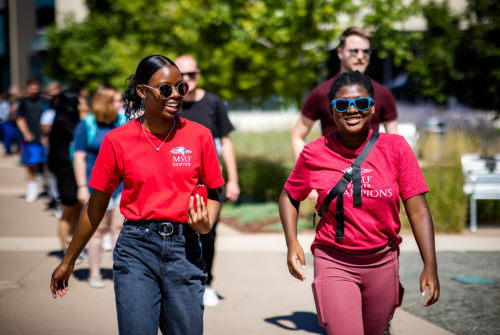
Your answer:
[159,222,174,237]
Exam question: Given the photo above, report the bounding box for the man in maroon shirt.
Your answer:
[291,27,399,210]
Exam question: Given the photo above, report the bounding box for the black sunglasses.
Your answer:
[180,72,198,80]
[142,82,189,99]
[348,48,372,59]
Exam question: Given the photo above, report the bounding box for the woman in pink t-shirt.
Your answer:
[280,71,440,335]
[49,55,224,335]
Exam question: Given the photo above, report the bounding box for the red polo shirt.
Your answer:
[285,130,428,253]
[89,117,224,222]
[302,74,398,134]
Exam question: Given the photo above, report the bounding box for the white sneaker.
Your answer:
[88,275,105,288]
[203,286,219,307]
[54,205,63,219]
[25,181,38,203]
[102,233,113,251]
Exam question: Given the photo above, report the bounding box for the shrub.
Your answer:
[400,166,466,233]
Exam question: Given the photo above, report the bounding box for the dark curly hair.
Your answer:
[327,71,374,112]
[123,55,179,120]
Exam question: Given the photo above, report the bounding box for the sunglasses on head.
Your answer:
[141,82,189,99]
[180,72,198,80]
[348,48,372,59]
[330,97,373,112]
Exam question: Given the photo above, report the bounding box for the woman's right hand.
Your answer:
[50,261,75,299]
[287,241,306,281]
[77,186,90,205]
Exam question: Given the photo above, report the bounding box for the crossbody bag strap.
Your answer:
[315,131,380,239]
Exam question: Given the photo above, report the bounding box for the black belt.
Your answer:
[125,220,197,237]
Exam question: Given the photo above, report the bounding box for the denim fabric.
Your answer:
[113,223,207,335]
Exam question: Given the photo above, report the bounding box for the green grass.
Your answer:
[229,130,322,166]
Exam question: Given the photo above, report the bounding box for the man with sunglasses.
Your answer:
[291,27,399,201]
[175,55,240,308]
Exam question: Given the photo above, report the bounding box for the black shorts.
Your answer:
[52,161,78,206]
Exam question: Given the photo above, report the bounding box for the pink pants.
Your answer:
[312,243,404,335]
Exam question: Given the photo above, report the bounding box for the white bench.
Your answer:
[461,154,500,232]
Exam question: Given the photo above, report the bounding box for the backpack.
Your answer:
[70,113,127,163]
[83,113,127,147]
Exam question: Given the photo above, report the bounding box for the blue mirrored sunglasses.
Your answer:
[330,98,373,112]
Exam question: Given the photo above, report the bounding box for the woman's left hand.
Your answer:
[187,194,210,234]
[420,266,440,307]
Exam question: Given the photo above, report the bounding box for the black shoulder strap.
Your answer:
[315,131,380,239]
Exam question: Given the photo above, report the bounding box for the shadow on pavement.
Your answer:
[72,268,114,281]
[264,311,326,334]
[48,250,64,260]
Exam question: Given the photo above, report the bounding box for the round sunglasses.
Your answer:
[330,97,373,112]
[141,82,189,99]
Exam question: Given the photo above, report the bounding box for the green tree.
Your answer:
[455,0,500,111]
[46,0,418,106]
[407,0,500,112]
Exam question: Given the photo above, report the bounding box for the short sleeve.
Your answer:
[199,131,225,189]
[88,134,121,193]
[301,88,322,121]
[215,98,235,137]
[73,121,88,152]
[16,100,27,119]
[397,137,428,201]
[379,88,398,122]
[284,151,313,201]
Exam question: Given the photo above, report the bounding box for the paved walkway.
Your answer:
[1,152,498,334]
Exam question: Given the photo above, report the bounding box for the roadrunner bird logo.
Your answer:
[170,147,193,155]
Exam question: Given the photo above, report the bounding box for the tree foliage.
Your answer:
[46,0,417,106]
[407,0,500,111]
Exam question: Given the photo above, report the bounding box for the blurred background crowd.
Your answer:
[0,0,499,333]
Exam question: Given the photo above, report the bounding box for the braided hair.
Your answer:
[123,55,179,120]
[327,71,374,113]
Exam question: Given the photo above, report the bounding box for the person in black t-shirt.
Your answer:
[176,55,240,308]
[16,78,48,202]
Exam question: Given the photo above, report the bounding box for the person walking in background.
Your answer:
[1,87,21,155]
[291,27,399,206]
[50,55,224,335]
[40,82,63,217]
[175,55,240,307]
[48,85,88,253]
[73,86,126,288]
[15,78,48,202]
[280,71,439,335]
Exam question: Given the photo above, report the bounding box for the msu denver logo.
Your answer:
[170,147,193,166]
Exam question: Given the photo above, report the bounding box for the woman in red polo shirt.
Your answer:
[279,71,439,335]
[50,55,224,335]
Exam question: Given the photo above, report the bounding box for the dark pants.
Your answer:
[200,219,217,285]
[113,224,207,335]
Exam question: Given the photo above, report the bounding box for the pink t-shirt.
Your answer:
[89,117,224,222]
[285,130,428,253]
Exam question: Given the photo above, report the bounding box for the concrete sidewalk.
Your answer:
[2,152,497,335]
